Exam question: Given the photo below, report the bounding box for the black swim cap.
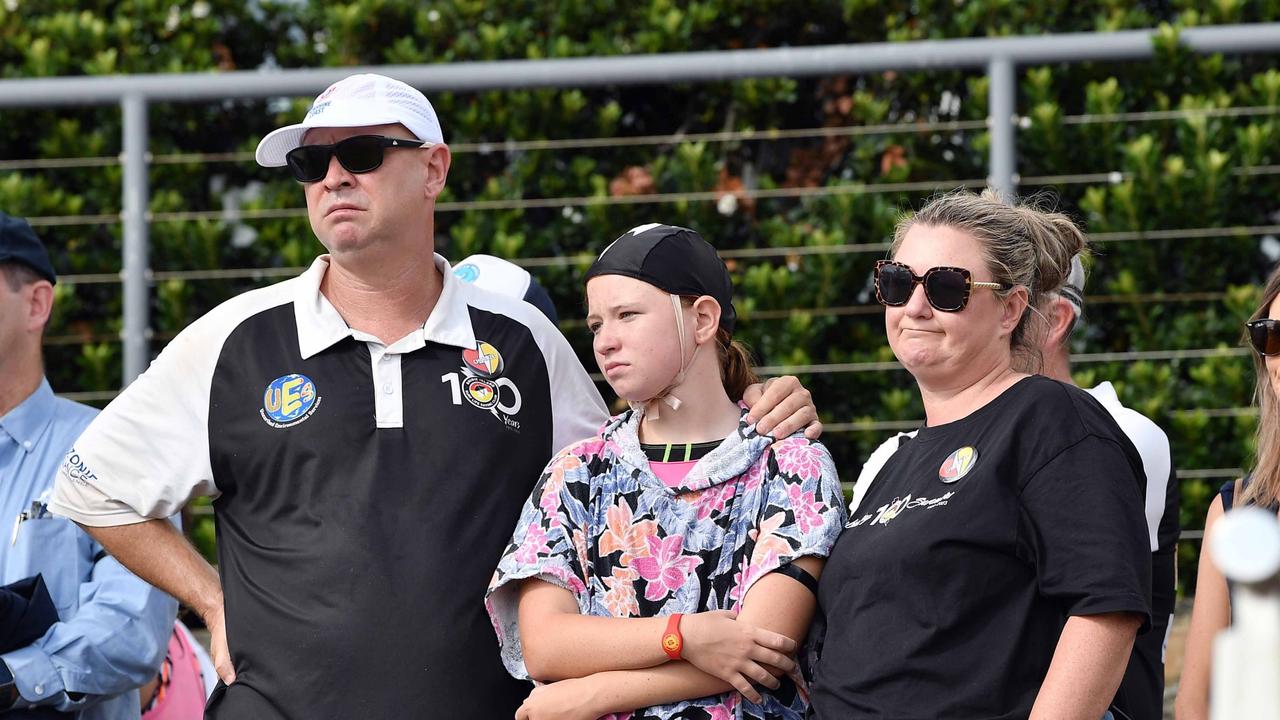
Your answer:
[584,223,736,334]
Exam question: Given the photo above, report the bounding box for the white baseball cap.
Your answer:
[453,254,560,323]
[255,73,445,167]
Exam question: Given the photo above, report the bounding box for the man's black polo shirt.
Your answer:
[52,255,607,719]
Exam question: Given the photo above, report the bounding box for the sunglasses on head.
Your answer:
[285,134,428,183]
[874,259,1006,312]
[1247,318,1280,356]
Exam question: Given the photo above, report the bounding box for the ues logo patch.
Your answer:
[261,373,321,428]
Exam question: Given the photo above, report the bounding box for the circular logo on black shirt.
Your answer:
[464,377,500,409]
[939,446,978,483]
[260,373,321,428]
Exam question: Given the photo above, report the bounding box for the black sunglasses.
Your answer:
[1247,318,1280,356]
[874,260,1006,312]
[285,134,428,183]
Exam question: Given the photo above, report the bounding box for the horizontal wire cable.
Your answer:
[22,161,1280,229]
[1061,104,1280,125]
[39,288,1248,345]
[7,103,1278,173]
[55,248,1274,293]
[571,346,1248,383]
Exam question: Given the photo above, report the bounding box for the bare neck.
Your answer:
[918,360,1026,428]
[0,347,44,419]
[638,347,741,445]
[320,252,443,346]
[1040,347,1075,386]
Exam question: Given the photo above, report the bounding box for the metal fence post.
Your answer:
[1209,506,1280,719]
[987,56,1017,200]
[121,94,149,385]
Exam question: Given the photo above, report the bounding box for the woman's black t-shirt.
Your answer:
[811,376,1151,720]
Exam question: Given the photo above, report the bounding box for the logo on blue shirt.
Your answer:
[261,374,321,428]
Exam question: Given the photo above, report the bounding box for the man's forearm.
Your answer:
[78,518,222,618]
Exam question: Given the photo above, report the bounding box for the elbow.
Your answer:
[519,629,568,683]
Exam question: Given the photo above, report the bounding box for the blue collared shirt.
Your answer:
[1,379,176,719]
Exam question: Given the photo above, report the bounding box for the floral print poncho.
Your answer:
[486,404,846,719]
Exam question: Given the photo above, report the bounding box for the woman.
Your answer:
[1175,265,1280,719]
[486,223,846,719]
[810,190,1151,720]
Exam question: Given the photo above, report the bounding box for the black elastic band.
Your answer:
[770,562,818,596]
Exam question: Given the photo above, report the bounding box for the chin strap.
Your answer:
[630,294,702,420]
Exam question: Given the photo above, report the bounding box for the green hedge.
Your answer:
[3,0,1278,591]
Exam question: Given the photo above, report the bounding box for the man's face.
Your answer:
[300,123,436,257]
[0,268,44,367]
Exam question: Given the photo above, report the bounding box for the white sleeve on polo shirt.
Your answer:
[850,430,917,513]
[462,284,607,453]
[50,282,295,526]
[543,327,608,453]
[1085,382,1172,552]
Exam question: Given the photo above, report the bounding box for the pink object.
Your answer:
[142,623,208,720]
[648,459,696,488]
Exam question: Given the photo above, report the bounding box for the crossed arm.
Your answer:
[513,556,825,720]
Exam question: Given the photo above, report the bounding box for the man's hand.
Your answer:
[203,604,236,685]
[680,610,796,704]
[515,678,603,720]
[743,376,821,440]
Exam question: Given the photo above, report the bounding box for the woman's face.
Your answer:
[886,224,1021,386]
[1266,294,1280,399]
[586,274,690,402]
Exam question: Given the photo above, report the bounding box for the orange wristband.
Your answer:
[661,613,684,660]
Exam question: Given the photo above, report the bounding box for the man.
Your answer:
[50,73,818,719]
[0,212,175,718]
[850,255,1178,720]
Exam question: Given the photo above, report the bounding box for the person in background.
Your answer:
[0,211,175,718]
[453,254,559,324]
[139,620,217,719]
[1175,263,1280,720]
[48,74,821,720]
[850,251,1179,720]
[812,190,1150,720]
[487,224,845,720]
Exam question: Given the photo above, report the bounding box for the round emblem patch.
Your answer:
[462,341,504,377]
[453,263,480,283]
[262,373,318,424]
[464,378,499,409]
[939,446,978,483]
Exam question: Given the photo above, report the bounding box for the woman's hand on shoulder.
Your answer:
[515,677,604,720]
[680,609,798,703]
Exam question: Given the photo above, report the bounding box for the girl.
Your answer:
[486,223,845,720]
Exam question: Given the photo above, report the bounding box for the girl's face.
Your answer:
[586,274,692,402]
[1267,294,1280,399]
